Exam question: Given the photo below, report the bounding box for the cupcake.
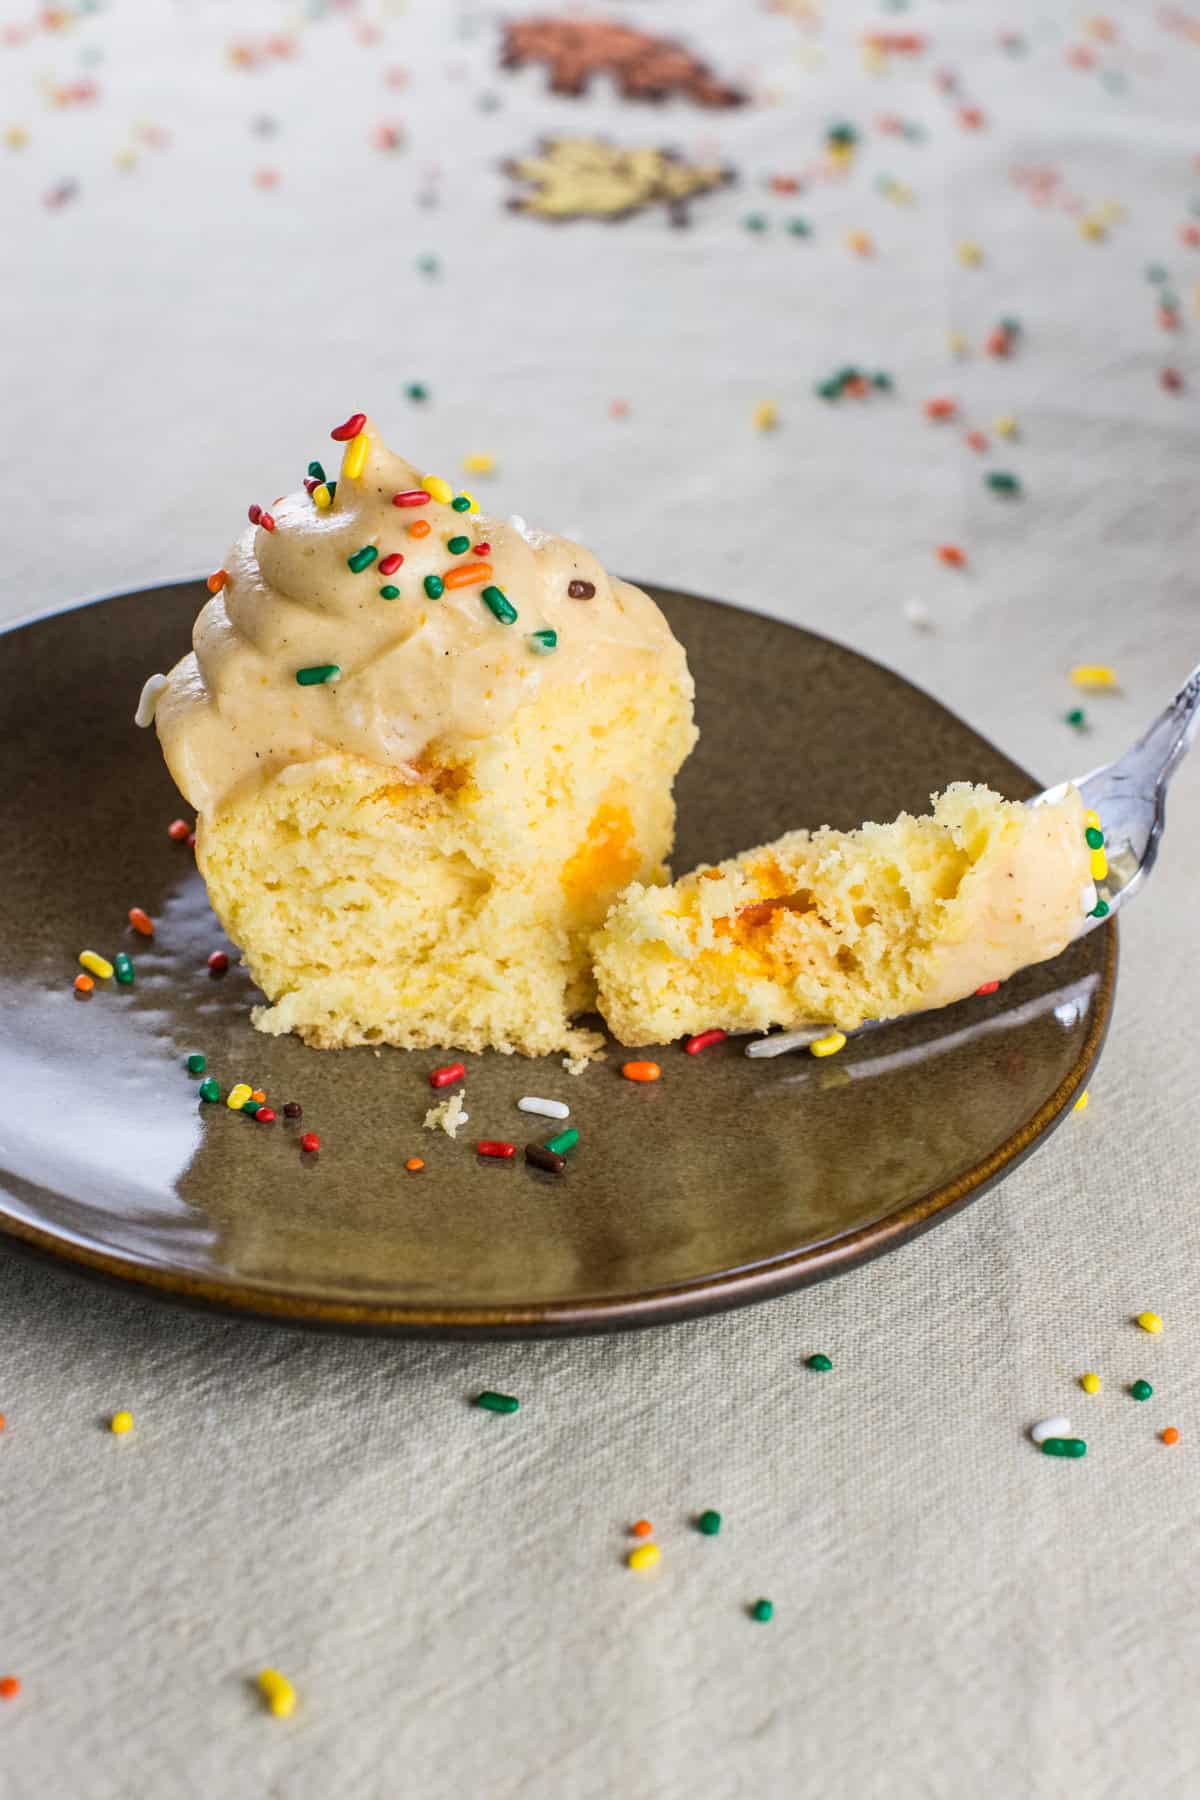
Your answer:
[592,784,1095,1044]
[150,415,696,1057]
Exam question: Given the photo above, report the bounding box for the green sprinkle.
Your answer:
[1146,263,1168,284]
[529,628,557,654]
[787,217,811,236]
[743,212,768,232]
[828,122,857,147]
[697,1509,722,1537]
[114,953,134,985]
[326,481,337,502]
[1065,707,1087,728]
[1130,1379,1153,1401]
[241,1099,261,1117]
[296,664,340,686]
[307,460,326,483]
[347,545,378,573]
[986,471,1021,494]
[999,316,1021,337]
[750,1599,774,1623]
[186,1053,206,1075]
[450,495,471,513]
[1090,898,1110,918]
[417,254,440,276]
[1040,1437,1087,1458]
[872,370,892,389]
[835,365,860,385]
[475,1390,519,1414]
[198,1078,220,1103]
[902,122,925,142]
[379,584,400,600]
[806,1353,833,1371]
[544,1127,579,1156]
[423,575,445,600]
[482,585,518,625]
[1085,826,1104,849]
[447,535,470,555]
[816,377,842,401]
[1160,290,1179,312]
[406,383,428,402]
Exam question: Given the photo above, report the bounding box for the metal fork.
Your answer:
[746,662,1200,1058]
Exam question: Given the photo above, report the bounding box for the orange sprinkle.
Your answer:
[843,375,869,397]
[251,1089,267,1104]
[441,562,493,591]
[0,1414,5,1431]
[0,1677,20,1701]
[405,1157,425,1173]
[206,569,229,594]
[622,1061,661,1083]
[127,906,154,937]
[965,430,989,451]
[925,396,957,420]
[631,1518,654,1538]
[409,519,431,538]
[937,544,967,566]
[1162,1427,1180,1446]
[73,973,94,994]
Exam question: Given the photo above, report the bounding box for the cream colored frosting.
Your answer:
[155,420,691,814]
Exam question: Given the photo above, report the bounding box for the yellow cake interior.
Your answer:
[592,783,1090,1045]
[198,671,694,1056]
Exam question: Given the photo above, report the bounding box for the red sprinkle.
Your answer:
[259,511,276,533]
[0,1677,20,1702]
[255,1107,277,1124]
[1161,368,1184,392]
[1181,224,1200,247]
[301,1131,320,1153]
[330,412,367,441]
[685,1028,728,1055]
[430,1062,466,1089]
[937,544,967,567]
[128,907,154,937]
[378,552,404,575]
[473,542,491,556]
[186,832,197,850]
[247,503,262,524]
[477,1140,516,1159]
[167,818,191,841]
[925,396,957,420]
[975,980,1000,995]
[1159,307,1180,331]
[303,476,320,495]
[965,430,989,451]
[392,489,431,508]
[986,327,1012,358]
[206,569,229,593]
[207,950,229,974]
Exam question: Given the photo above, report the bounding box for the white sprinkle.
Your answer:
[1030,1416,1071,1445]
[1080,882,1097,915]
[423,1091,468,1138]
[903,599,933,631]
[518,1096,570,1120]
[134,672,169,728]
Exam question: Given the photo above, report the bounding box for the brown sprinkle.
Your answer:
[567,579,596,599]
[525,1142,567,1175]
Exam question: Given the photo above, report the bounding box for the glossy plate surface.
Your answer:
[0,582,1114,1334]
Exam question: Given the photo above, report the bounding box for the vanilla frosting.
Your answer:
[155,420,691,814]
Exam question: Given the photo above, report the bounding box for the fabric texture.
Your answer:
[3,2,1199,1795]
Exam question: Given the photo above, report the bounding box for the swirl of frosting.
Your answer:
[155,420,691,814]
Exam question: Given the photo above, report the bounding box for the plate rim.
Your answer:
[0,581,1118,1336]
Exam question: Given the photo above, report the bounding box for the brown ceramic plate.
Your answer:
[0,581,1114,1336]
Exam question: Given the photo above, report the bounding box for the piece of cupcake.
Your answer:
[150,416,696,1057]
[592,784,1095,1045]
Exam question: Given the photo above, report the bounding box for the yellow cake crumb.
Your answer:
[424,1090,468,1138]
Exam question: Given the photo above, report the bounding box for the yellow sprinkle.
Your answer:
[227,1083,253,1111]
[828,141,855,167]
[890,182,914,206]
[422,475,453,504]
[257,1669,296,1718]
[78,950,114,979]
[113,146,137,171]
[946,330,968,356]
[312,483,332,510]
[753,401,779,432]
[4,126,29,150]
[1098,198,1123,223]
[1079,217,1106,241]
[861,43,886,74]
[956,240,983,266]
[462,490,479,513]
[810,1031,847,1059]
[1080,1372,1101,1394]
[1070,664,1118,690]
[342,432,369,481]
[1083,809,1101,831]
[993,413,1018,438]
[1136,1311,1163,1334]
[1089,847,1108,881]
[462,453,496,476]
[110,1410,133,1435]
[1073,1089,1089,1112]
[628,1543,660,1571]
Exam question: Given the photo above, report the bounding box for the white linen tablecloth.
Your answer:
[3,2,1199,1794]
